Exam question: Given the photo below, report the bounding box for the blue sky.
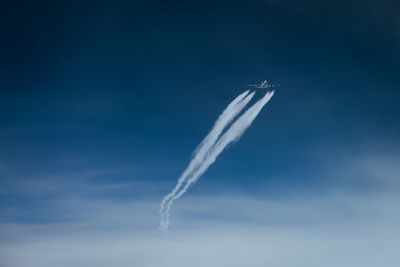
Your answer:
[1,0,400,266]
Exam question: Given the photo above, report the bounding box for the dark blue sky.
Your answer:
[1,0,400,223]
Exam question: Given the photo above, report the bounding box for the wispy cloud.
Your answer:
[1,149,399,266]
[1,189,399,267]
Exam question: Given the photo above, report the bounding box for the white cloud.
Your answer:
[1,148,399,267]
[1,189,399,267]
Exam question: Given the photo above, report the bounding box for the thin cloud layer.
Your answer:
[1,190,399,267]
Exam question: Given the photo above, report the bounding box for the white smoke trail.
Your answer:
[160,91,274,232]
[159,90,255,223]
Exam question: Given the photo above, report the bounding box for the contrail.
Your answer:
[160,91,274,232]
[159,90,255,222]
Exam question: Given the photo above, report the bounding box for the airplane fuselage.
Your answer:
[247,81,280,89]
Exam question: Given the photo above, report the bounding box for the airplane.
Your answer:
[246,80,280,89]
